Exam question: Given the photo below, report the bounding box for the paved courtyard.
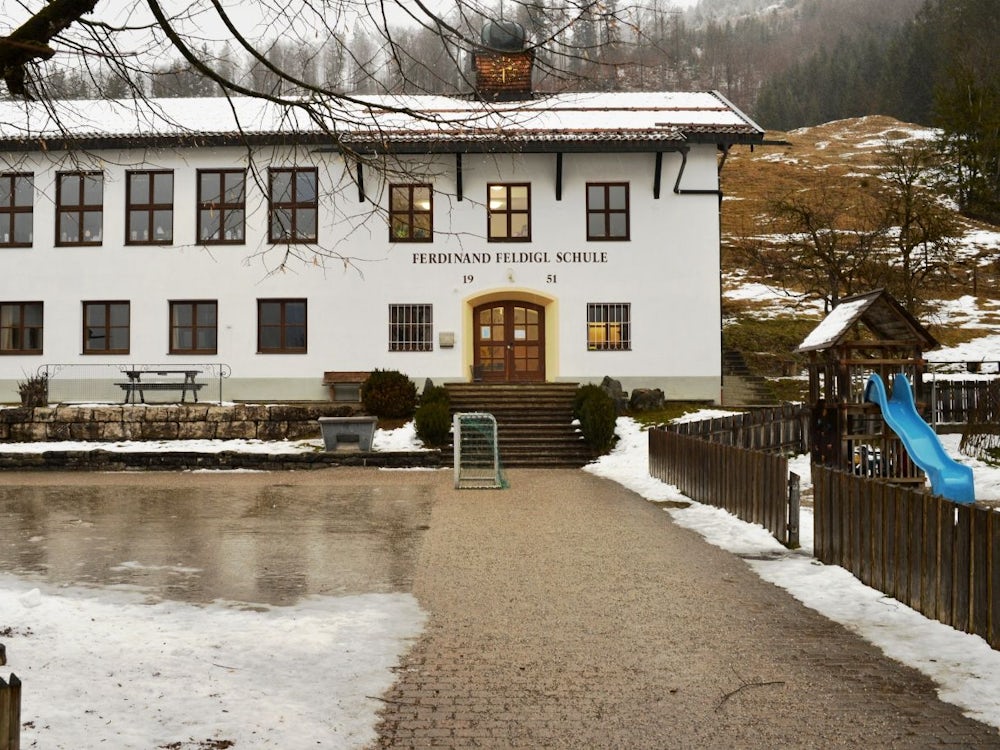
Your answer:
[373,469,1000,749]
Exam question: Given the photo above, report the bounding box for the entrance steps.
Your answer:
[444,383,592,468]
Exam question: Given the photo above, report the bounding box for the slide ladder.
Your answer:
[863,373,975,504]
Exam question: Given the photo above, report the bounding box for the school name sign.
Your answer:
[411,250,608,265]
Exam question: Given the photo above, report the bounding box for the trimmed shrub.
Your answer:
[420,383,450,406]
[361,369,418,419]
[575,385,617,454]
[415,400,452,447]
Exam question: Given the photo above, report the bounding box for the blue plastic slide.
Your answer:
[863,373,975,504]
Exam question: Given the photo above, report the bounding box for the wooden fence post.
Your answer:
[787,472,800,548]
[0,673,20,750]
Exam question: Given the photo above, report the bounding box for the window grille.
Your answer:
[389,304,433,352]
[587,303,631,351]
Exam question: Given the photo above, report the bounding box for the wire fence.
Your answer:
[34,363,231,405]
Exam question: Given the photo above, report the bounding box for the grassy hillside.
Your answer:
[718,115,1000,397]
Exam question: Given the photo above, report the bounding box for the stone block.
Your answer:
[141,422,179,440]
[218,420,257,440]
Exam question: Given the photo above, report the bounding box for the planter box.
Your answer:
[318,416,378,452]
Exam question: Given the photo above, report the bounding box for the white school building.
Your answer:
[0,74,764,403]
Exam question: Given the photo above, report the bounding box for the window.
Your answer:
[0,173,33,247]
[83,301,130,354]
[126,171,173,244]
[0,302,43,354]
[389,304,433,351]
[170,301,218,354]
[487,183,530,241]
[587,183,630,240]
[56,172,102,246]
[269,168,317,243]
[257,299,307,353]
[587,303,631,351]
[198,170,245,243]
[389,184,433,242]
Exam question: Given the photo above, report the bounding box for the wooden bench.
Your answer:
[117,369,204,404]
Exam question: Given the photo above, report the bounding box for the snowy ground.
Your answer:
[4,416,1000,746]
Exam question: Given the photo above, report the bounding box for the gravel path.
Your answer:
[373,469,1000,749]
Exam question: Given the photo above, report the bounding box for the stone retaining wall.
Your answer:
[0,403,357,442]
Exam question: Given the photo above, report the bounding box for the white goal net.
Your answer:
[453,412,507,489]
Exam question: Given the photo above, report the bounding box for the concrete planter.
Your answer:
[318,416,378,452]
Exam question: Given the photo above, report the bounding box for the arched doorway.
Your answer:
[473,301,545,382]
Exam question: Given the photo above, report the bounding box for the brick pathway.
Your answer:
[373,469,1000,748]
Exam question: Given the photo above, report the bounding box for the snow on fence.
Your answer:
[813,464,1000,651]
[0,674,20,750]
[649,427,800,547]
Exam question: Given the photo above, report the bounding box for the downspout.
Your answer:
[672,144,728,200]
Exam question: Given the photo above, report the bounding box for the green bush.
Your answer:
[572,383,607,420]
[361,369,418,419]
[575,385,617,454]
[415,400,452,447]
[420,383,450,406]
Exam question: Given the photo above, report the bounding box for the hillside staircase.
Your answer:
[444,383,592,468]
[722,348,779,407]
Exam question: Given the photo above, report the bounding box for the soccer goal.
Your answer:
[453,412,507,489]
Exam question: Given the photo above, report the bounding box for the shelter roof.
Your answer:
[0,91,765,153]
[796,289,939,353]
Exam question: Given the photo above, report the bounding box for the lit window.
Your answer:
[57,172,103,246]
[587,303,631,351]
[487,183,530,241]
[126,171,173,244]
[586,183,629,240]
[0,173,33,247]
[0,302,42,354]
[389,184,433,242]
[389,304,433,351]
[269,168,317,243]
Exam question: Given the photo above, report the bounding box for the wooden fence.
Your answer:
[813,464,1000,649]
[649,428,800,547]
[0,674,19,750]
[928,379,997,429]
[668,404,808,454]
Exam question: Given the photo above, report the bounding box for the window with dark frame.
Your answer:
[57,172,103,246]
[0,301,43,354]
[389,184,433,242]
[269,168,318,243]
[257,299,307,353]
[83,301,130,354]
[197,170,245,244]
[587,303,631,351]
[0,173,33,247]
[126,170,173,244]
[389,304,433,351]
[487,183,530,241]
[586,183,630,241]
[170,301,218,354]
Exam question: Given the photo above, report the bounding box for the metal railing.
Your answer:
[35,363,231,405]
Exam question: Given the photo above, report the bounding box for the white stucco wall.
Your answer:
[0,143,723,402]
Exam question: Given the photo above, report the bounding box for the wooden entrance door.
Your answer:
[473,302,545,382]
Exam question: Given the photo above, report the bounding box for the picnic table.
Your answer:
[117,369,204,404]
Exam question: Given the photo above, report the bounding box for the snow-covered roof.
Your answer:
[0,91,765,152]
[796,289,938,353]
